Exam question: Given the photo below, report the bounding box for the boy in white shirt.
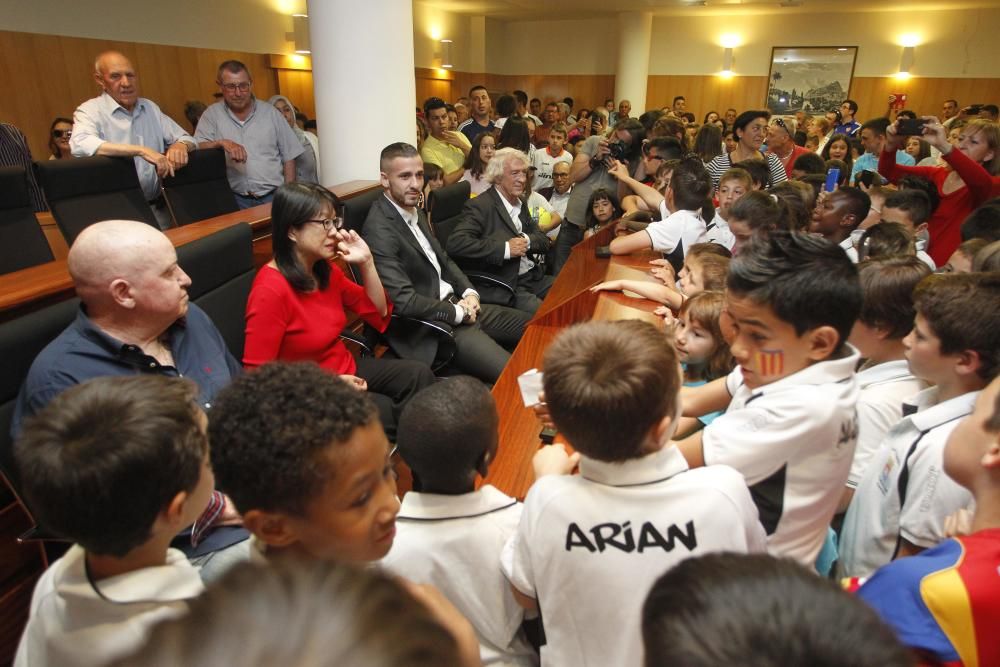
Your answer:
[879,189,937,269]
[503,319,766,667]
[839,272,1000,578]
[809,187,871,262]
[608,156,714,272]
[381,376,543,666]
[706,167,752,250]
[531,122,572,192]
[838,256,931,513]
[14,376,213,667]
[676,232,863,565]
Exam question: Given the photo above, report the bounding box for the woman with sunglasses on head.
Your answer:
[48,118,73,159]
[243,182,435,439]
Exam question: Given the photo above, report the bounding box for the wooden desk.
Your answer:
[0,180,380,322]
[485,225,665,499]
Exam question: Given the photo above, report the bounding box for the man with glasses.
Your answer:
[71,51,196,226]
[835,99,862,137]
[195,60,303,209]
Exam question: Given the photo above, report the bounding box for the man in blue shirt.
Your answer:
[835,99,862,137]
[851,117,915,184]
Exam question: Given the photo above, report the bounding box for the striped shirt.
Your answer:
[0,123,47,211]
[706,151,787,191]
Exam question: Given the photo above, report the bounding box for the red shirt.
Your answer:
[879,147,998,265]
[243,263,392,375]
[770,144,812,179]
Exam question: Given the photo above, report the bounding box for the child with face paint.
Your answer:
[674,231,864,566]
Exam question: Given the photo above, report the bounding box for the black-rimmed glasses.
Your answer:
[304,217,344,231]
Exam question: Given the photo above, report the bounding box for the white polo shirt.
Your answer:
[15,545,203,667]
[848,360,927,488]
[501,446,765,667]
[702,346,861,564]
[838,387,978,579]
[380,485,536,667]
[705,210,735,250]
[646,206,708,257]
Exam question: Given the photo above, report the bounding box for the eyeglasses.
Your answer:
[304,217,344,231]
[221,82,251,92]
[52,129,72,138]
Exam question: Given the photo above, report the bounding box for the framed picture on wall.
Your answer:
[766,46,858,115]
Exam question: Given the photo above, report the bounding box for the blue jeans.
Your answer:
[234,190,275,209]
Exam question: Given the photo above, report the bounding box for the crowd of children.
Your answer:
[10,99,1000,667]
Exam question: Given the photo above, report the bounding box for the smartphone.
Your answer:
[855,170,882,189]
[966,105,984,115]
[824,167,840,193]
[596,245,612,258]
[897,118,928,136]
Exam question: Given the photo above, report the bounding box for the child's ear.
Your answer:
[915,222,929,235]
[807,325,841,361]
[242,509,300,548]
[954,349,983,380]
[649,413,677,450]
[159,491,190,530]
[840,213,858,229]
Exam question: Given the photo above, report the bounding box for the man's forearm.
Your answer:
[283,160,296,183]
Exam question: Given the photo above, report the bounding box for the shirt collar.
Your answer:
[579,445,689,487]
[383,192,418,226]
[905,387,980,432]
[57,545,203,605]
[397,485,517,521]
[74,305,185,369]
[857,359,916,388]
[495,186,521,218]
[99,91,146,117]
[223,98,257,124]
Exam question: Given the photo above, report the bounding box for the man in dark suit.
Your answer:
[446,147,553,315]
[363,142,529,384]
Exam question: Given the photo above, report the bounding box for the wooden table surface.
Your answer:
[484,224,666,499]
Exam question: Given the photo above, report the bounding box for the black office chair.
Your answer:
[34,156,158,246]
[163,148,239,226]
[0,166,55,274]
[175,223,255,362]
[341,189,456,371]
[427,180,516,303]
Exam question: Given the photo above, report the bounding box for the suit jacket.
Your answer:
[445,186,551,305]
[364,194,470,365]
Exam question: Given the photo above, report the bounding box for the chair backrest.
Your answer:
[0,298,80,488]
[427,180,471,225]
[34,156,158,246]
[176,223,255,361]
[162,148,239,226]
[0,166,54,274]
[341,187,384,235]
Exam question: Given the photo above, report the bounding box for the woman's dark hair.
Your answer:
[48,116,73,158]
[613,118,647,164]
[584,188,622,228]
[906,136,932,163]
[820,132,854,173]
[495,94,516,118]
[271,182,341,292]
[693,124,724,163]
[497,117,531,154]
[703,110,721,125]
[733,110,770,142]
[463,130,495,178]
[423,162,443,185]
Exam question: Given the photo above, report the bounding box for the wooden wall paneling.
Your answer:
[848,77,1000,121]
[646,75,769,119]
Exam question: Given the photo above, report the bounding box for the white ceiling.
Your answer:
[419,0,1000,20]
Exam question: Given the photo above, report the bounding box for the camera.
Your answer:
[607,141,628,162]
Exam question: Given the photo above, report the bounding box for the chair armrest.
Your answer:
[466,272,516,297]
[339,330,374,357]
[389,315,457,372]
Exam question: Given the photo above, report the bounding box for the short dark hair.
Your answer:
[897,175,940,215]
[792,152,826,176]
[423,161,444,184]
[496,94,516,118]
[859,222,914,259]
[732,159,771,189]
[638,109,665,133]
[860,117,891,138]
[422,96,447,117]
[768,182,813,231]
[271,183,341,291]
[513,90,528,106]
[642,553,912,667]
[896,109,917,121]
[380,141,420,173]
[542,320,681,462]
[884,189,932,226]
[728,232,862,348]
[834,186,872,229]
[530,96,541,105]
[913,272,1000,381]
[562,97,574,108]
[15,376,206,557]
[945,98,959,107]
[670,156,712,211]
[217,59,250,80]
[983,104,1000,116]
[842,99,859,114]
[961,199,1000,242]
[468,84,487,97]
[208,362,379,516]
[673,95,686,105]
[856,256,931,338]
[645,136,684,161]
[396,376,496,494]
[733,110,770,137]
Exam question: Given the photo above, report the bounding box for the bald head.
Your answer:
[70,221,171,303]
[93,51,138,110]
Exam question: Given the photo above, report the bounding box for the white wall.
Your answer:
[0,0,304,54]
[486,17,617,75]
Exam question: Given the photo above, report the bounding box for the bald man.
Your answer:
[71,51,196,226]
[13,220,240,435]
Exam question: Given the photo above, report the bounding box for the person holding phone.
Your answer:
[879,116,1000,265]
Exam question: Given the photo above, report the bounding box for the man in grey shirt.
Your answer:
[71,51,196,226]
[194,60,303,209]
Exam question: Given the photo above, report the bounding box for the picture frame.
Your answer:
[766,46,858,115]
